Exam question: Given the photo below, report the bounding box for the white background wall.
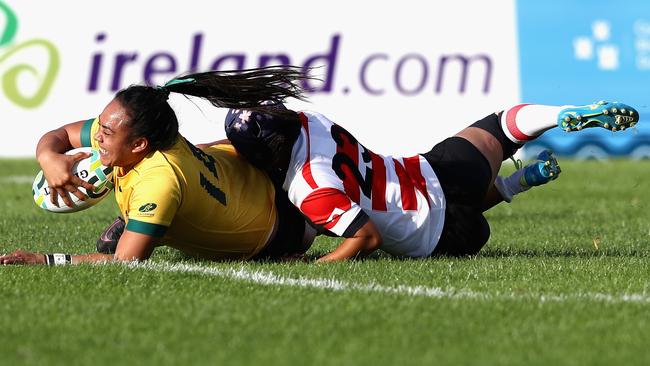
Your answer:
[1,0,520,157]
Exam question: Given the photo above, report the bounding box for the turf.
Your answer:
[1,159,649,366]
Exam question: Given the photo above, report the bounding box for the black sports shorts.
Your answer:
[252,185,308,260]
[422,136,492,256]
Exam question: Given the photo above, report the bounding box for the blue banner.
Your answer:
[517,0,650,159]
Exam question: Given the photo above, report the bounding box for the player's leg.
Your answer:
[457,105,566,180]
[421,136,494,256]
[456,101,638,202]
[483,150,561,210]
[456,110,558,210]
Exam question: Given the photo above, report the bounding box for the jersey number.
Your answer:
[184,139,227,206]
[330,124,386,210]
[330,124,424,211]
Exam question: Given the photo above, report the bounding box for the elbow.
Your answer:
[364,233,383,253]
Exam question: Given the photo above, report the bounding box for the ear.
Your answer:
[131,137,149,153]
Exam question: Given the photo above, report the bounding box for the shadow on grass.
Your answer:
[150,243,650,266]
[478,246,650,258]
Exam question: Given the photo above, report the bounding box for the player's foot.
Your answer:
[96,216,125,254]
[520,150,561,187]
[558,101,639,132]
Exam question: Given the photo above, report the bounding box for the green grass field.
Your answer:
[1,158,650,366]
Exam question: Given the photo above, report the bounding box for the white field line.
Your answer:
[0,175,33,184]
[126,261,650,305]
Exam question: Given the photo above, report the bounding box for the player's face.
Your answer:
[94,98,147,169]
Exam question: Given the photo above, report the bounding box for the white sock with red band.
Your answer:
[500,104,571,144]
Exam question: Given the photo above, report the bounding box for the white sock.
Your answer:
[494,170,531,203]
[500,104,572,144]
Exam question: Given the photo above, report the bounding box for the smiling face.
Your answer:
[94,98,149,170]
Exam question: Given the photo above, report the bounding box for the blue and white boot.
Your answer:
[558,101,639,132]
[520,149,561,187]
[496,150,561,202]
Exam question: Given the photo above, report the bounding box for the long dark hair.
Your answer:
[116,66,310,151]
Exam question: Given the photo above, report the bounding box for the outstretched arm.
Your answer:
[316,220,383,263]
[0,230,157,265]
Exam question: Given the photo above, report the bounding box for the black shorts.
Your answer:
[422,136,492,256]
[252,185,308,260]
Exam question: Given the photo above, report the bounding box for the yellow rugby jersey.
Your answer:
[80,117,277,260]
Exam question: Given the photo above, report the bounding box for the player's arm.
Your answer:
[1,231,156,265]
[72,230,157,263]
[0,231,156,265]
[36,120,95,208]
[316,220,383,263]
[297,188,383,262]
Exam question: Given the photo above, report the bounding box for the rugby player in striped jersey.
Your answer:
[224,95,638,261]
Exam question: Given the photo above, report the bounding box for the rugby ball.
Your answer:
[32,147,114,213]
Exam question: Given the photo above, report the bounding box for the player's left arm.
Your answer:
[316,220,383,263]
[0,231,157,265]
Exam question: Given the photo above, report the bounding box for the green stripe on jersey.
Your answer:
[126,219,168,237]
[80,118,95,147]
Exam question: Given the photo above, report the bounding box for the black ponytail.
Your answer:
[115,66,312,152]
[163,65,310,108]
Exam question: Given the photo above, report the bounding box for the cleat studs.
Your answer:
[630,110,635,116]
[612,127,617,131]
[621,126,626,131]
[576,115,583,121]
[621,108,627,114]
[549,172,554,177]
[603,109,609,115]
[564,128,571,132]
[604,123,610,129]
[612,108,618,113]
[576,125,583,131]
[631,122,637,127]
[545,161,551,166]
[564,116,571,122]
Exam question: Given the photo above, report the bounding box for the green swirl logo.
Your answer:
[0,1,59,108]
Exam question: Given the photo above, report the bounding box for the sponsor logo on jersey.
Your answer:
[138,203,157,213]
[137,203,157,217]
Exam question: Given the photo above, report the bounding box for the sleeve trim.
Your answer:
[126,219,168,237]
[341,210,370,238]
[80,118,95,147]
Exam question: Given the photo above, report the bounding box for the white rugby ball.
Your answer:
[32,147,114,213]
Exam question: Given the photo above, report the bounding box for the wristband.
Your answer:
[45,253,72,266]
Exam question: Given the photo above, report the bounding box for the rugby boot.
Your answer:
[558,101,639,132]
[521,150,561,187]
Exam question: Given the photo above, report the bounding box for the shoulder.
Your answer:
[204,143,237,156]
[129,151,180,190]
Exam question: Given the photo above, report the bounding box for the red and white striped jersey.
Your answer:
[282,111,446,258]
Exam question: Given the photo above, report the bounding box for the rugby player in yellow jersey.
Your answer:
[0,67,314,266]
